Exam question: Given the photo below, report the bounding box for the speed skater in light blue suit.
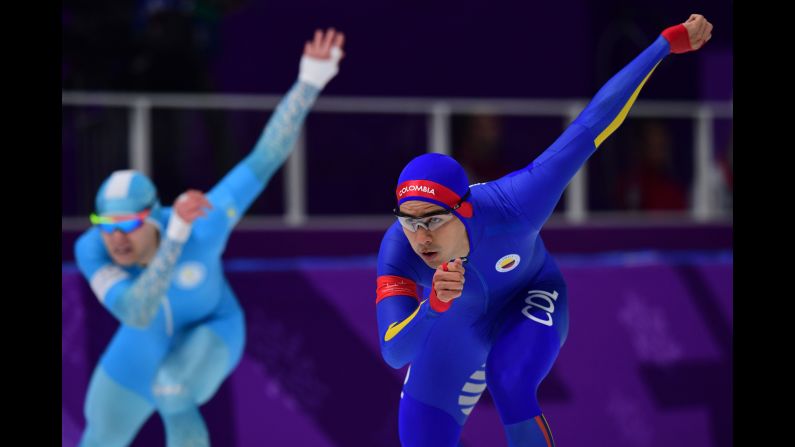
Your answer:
[375,16,713,447]
[74,29,346,447]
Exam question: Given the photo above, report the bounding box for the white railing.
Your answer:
[62,91,732,227]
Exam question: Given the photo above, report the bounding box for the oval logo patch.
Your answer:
[495,254,521,272]
[176,262,206,289]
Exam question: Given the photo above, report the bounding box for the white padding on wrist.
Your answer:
[167,211,192,243]
[299,46,342,88]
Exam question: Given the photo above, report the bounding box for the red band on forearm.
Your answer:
[376,275,419,304]
[662,24,692,54]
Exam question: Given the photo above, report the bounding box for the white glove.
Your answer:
[299,46,343,89]
[166,194,193,242]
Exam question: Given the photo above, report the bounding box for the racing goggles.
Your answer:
[90,209,152,234]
